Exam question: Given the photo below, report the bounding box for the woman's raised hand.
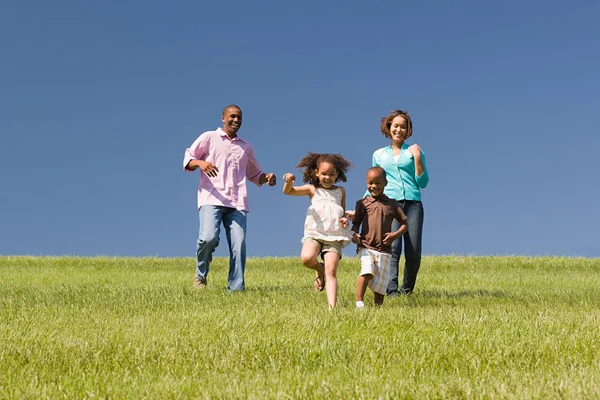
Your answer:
[408,144,421,158]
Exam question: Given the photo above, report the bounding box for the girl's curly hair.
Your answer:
[295,152,353,186]
[380,109,413,139]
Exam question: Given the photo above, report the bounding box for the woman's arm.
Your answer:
[408,144,429,188]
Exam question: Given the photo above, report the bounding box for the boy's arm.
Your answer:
[282,173,314,196]
[382,205,408,246]
[382,220,407,246]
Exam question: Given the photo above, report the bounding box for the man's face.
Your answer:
[366,169,387,197]
[222,107,242,136]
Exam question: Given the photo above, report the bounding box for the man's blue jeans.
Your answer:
[387,200,424,295]
[196,205,247,291]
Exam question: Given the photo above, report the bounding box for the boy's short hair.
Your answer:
[367,166,386,178]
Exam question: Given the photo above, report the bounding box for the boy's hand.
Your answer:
[282,173,295,183]
[382,232,398,246]
[345,210,355,221]
[351,232,361,244]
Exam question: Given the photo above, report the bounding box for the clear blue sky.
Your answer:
[1,1,598,258]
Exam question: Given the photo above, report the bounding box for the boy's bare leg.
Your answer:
[374,292,385,306]
[356,274,373,303]
[323,251,340,310]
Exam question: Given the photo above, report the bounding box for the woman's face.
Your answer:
[389,115,408,145]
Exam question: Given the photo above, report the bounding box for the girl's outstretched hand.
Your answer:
[345,210,355,221]
[339,217,349,228]
[282,173,296,183]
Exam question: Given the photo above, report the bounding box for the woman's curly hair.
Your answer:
[295,152,353,186]
[380,109,413,139]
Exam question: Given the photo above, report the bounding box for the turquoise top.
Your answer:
[370,144,429,201]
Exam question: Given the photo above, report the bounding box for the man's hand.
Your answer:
[265,173,276,186]
[199,160,218,177]
[351,232,361,244]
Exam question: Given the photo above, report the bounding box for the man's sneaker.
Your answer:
[193,277,206,289]
[355,301,365,309]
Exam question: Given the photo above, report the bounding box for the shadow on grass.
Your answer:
[238,284,308,293]
[416,288,508,299]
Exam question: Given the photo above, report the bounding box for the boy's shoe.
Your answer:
[355,301,365,309]
[193,277,207,289]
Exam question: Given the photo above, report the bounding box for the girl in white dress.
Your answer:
[282,152,353,310]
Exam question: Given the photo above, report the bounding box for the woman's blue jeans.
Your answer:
[387,200,424,295]
[196,205,247,291]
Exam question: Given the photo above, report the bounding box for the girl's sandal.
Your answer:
[313,264,325,292]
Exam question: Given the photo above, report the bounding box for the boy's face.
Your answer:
[366,169,386,197]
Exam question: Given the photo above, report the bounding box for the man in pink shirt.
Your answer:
[183,104,276,291]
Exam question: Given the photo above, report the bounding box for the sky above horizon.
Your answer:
[1,1,599,258]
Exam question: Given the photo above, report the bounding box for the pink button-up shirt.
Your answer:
[183,128,264,212]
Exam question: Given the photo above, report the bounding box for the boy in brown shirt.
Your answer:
[351,167,408,308]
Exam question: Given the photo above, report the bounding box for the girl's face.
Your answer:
[390,115,408,145]
[315,161,338,188]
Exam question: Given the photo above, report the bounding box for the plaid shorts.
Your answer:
[358,247,392,295]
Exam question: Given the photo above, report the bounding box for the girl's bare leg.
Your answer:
[323,251,340,310]
[300,241,324,290]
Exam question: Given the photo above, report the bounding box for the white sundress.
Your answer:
[302,187,352,247]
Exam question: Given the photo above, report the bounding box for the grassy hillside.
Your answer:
[1,256,599,399]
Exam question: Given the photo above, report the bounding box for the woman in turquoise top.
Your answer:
[373,109,429,295]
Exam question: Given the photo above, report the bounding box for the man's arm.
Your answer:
[183,132,215,176]
[186,159,219,177]
[258,173,276,186]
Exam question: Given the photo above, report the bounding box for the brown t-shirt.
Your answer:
[351,194,407,254]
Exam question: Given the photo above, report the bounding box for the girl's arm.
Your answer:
[282,173,315,196]
[338,187,352,228]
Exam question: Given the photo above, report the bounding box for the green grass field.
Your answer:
[1,255,599,399]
